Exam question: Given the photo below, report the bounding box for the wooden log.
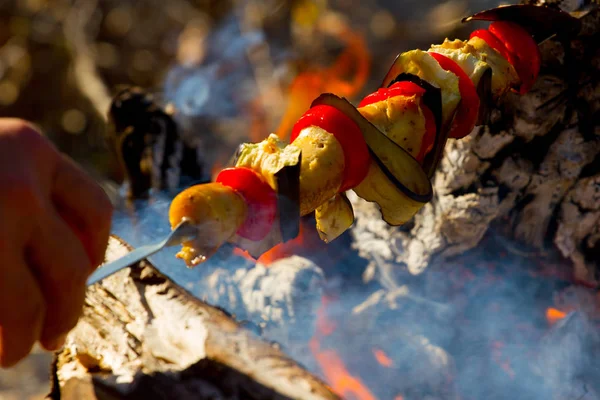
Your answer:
[48,236,339,400]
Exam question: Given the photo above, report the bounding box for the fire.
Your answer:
[373,348,394,368]
[232,217,326,266]
[546,307,567,325]
[310,295,378,400]
[248,9,371,144]
[273,22,371,142]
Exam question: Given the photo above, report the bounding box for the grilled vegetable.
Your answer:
[315,193,354,243]
[291,104,370,192]
[292,125,346,215]
[357,81,437,162]
[385,73,444,178]
[169,183,247,266]
[428,52,480,139]
[488,21,541,94]
[234,134,302,241]
[216,167,277,241]
[428,37,519,100]
[381,50,461,126]
[167,4,557,266]
[469,29,512,61]
[311,93,433,225]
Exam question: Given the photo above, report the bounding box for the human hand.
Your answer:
[0,118,113,367]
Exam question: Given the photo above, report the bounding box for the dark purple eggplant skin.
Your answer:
[475,67,493,127]
[275,156,301,242]
[462,4,582,43]
[229,143,301,242]
[385,73,445,178]
[311,93,433,204]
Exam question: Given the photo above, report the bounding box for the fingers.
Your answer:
[51,155,113,268]
[0,246,45,368]
[26,208,91,351]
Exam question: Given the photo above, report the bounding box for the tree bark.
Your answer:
[49,236,339,400]
[352,6,600,286]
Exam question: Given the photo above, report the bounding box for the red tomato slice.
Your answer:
[488,21,541,94]
[291,104,370,192]
[216,167,277,241]
[357,80,437,162]
[469,29,512,62]
[429,52,480,139]
[358,81,426,107]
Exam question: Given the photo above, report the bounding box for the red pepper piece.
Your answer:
[429,52,480,139]
[291,104,370,192]
[216,167,277,241]
[488,21,541,94]
[358,81,437,163]
[469,29,511,62]
[358,81,426,108]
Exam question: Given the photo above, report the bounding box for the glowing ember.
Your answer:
[546,307,567,325]
[373,348,394,368]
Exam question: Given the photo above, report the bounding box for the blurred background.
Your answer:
[0,0,503,398]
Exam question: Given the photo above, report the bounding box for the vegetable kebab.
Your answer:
[168,5,579,267]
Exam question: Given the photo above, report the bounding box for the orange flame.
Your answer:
[310,295,377,400]
[546,307,567,325]
[273,25,371,142]
[310,343,378,400]
[373,348,394,368]
[233,217,326,266]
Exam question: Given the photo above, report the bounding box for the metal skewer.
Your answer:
[86,219,198,286]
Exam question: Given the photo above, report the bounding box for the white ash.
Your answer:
[553,285,600,318]
[508,75,568,141]
[512,127,600,249]
[535,312,600,400]
[199,267,248,321]
[554,175,600,282]
[238,256,325,345]
[351,286,457,348]
[335,287,458,399]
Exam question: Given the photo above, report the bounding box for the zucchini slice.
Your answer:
[385,72,447,178]
[315,193,355,243]
[311,93,433,225]
[234,134,301,244]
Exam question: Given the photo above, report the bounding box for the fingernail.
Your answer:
[45,334,67,351]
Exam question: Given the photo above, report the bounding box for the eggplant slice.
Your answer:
[311,93,432,205]
[475,67,493,126]
[315,192,355,243]
[386,73,447,178]
[462,4,582,43]
[274,156,301,242]
[380,71,451,178]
